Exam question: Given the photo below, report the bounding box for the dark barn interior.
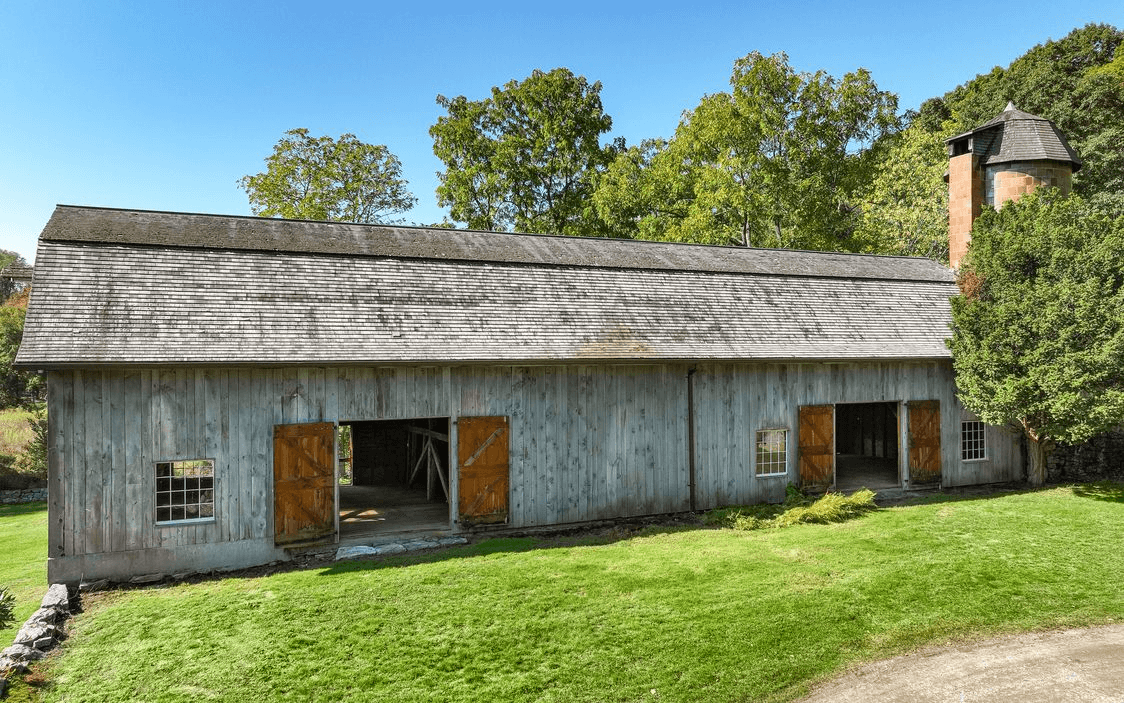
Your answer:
[834,402,900,491]
[338,418,450,539]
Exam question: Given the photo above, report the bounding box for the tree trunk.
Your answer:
[1025,435,1055,487]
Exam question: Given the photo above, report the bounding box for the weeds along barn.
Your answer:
[17,205,1023,583]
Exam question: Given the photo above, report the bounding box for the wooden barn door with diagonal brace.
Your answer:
[273,422,336,546]
[798,404,835,491]
[457,416,510,526]
[907,400,942,485]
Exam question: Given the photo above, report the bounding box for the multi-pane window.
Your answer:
[755,429,788,476]
[156,459,215,523]
[961,421,987,461]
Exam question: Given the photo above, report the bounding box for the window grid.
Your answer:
[755,429,788,476]
[961,421,987,461]
[156,459,215,524]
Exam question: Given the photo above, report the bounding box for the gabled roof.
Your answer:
[16,206,957,368]
[0,261,32,282]
[948,102,1082,171]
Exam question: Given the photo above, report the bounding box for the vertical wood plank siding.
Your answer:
[46,361,1022,572]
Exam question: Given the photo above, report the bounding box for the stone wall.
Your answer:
[1048,429,1124,483]
[0,488,47,504]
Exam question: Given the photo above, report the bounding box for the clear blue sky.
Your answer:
[2,0,1121,263]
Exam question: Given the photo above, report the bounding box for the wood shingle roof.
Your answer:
[948,102,1083,171]
[17,206,958,367]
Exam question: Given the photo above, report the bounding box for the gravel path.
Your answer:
[798,623,1124,702]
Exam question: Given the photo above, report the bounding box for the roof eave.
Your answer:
[16,354,954,371]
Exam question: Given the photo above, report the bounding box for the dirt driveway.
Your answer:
[798,623,1124,702]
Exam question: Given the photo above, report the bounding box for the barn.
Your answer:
[17,205,1023,583]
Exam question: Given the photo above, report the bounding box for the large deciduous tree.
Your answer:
[949,190,1124,485]
[430,68,621,235]
[853,122,953,261]
[594,51,899,249]
[240,128,417,224]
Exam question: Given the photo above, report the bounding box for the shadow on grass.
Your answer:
[316,485,1062,577]
[316,522,708,577]
[174,482,1113,584]
[0,501,47,518]
[883,483,1042,508]
[1072,481,1124,503]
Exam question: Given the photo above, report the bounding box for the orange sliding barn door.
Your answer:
[798,404,835,491]
[457,416,510,525]
[273,422,336,546]
[908,400,942,485]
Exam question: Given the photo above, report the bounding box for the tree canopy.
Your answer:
[863,23,1124,262]
[240,129,416,224]
[948,190,1124,484]
[0,289,41,408]
[430,67,621,235]
[853,122,953,260]
[594,52,899,249]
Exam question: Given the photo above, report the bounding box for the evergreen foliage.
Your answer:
[949,190,1124,484]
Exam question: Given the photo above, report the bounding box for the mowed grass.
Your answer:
[0,407,36,456]
[0,503,48,644]
[37,484,1124,703]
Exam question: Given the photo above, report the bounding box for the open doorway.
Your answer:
[338,417,451,540]
[835,402,899,491]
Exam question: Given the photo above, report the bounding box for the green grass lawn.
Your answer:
[0,502,48,645]
[26,484,1124,702]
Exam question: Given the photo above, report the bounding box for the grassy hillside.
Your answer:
[0,408,35,457]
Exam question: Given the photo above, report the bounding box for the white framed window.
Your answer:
[755,429,788,476]
[961,421,987,461]
[156,459,215,524]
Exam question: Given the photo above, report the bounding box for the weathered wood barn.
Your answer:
[17,205,1022,583]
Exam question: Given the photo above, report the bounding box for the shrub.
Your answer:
[772,489,878,527]
[705,486,878,531]
[0,587,14,630]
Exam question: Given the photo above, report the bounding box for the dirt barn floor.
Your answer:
[797,623,1124,702]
